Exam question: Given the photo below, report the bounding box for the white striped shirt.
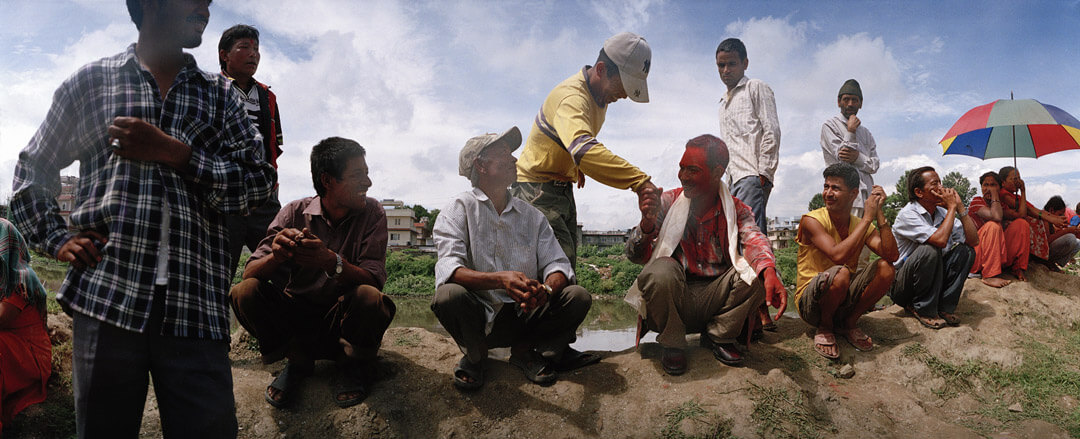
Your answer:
[718,76,781,185]
[434,188,574,331]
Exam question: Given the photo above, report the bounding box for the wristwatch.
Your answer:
[329,252,343,279]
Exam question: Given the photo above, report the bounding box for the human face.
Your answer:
[822,176,856,213]
[324,155,371,211]
[715,50,747,90]
[598,63,628,105]
[147,0,211,49]
[478,143,518,188]
[915,170,943,203]
[678,147,720,202]
[838,94,862,118]
[1001,169,1021,192]
[221,37,259,79]
[980,176,1000,198]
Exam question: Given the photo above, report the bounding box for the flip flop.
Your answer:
[913,312,946,329]
[552,347,601,372]
[265,364,303,408]
[939,312,961,326]
[813,332,840,360]
[453,356,484,390]
[333,365,370,408]
[509,351,556,385]
[841,327,874,352]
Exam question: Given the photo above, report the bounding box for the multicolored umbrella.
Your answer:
[939,99,1080,167]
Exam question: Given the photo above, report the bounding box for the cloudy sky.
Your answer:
[3,1,1079,230]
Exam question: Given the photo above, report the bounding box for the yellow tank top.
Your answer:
[795,208,876,305]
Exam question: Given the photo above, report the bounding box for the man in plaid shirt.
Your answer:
[10,1,275,437]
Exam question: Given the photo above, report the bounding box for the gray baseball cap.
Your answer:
[604,32,651,103]
[458,126,522,178]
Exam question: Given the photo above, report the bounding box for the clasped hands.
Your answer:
[271,227,336,271]
[493,271,550,313]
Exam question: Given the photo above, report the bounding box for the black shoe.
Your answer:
[661,347,687,376]
[701,336,743,366]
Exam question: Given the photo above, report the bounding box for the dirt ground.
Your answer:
[28,264,1080,438]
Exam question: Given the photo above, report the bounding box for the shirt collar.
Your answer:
[582,65,606,108]
[124,43,212,86]
[719,76,750,103]
[471,187,517,215]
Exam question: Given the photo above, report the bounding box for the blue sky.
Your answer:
[3,0,1079,230]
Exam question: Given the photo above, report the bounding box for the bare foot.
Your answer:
[1012,269,1027,281]
[981,277,1011,288]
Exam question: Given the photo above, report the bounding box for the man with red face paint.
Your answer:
[625,135,786,375]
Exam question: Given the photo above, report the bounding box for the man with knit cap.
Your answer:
[513,32,658,267]
[821,79,880,219]
[625,134,787,376]
[433,127,597,390]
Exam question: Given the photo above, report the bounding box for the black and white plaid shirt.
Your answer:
[11,44,276,340]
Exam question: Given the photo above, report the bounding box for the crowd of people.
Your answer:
[4,1,1079,438]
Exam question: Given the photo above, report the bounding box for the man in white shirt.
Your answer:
[821,79,879,218]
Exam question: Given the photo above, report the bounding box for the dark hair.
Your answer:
[979,171,1001,186]
[907,166,936,200]
[1045,195,1066,212]
[685,134,729,171]
[823,163,859,191]
[218,24,260,71]
[596,48,620,79]
[127,0,152,30]
[310,137,366,197]
[998,166,1018,182]
[715,38,747,60]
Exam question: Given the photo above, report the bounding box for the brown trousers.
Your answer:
[230,278,396,363]
[628,257,765,348]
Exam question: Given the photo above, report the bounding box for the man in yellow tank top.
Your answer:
[795,163,898,359]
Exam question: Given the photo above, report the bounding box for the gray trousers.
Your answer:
[889,243,975,316]
[72,287,237,439]
[430,283,591,364]
[1048,234,1080,267]
[628,257,765,348]
[731,175,772,235]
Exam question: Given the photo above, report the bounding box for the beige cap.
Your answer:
[458,126,522,178]
[603,32,651,103]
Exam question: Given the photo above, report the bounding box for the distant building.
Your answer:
[381,199,419,247]
[767,216,799,250]
[57,175,78,225]
[580,229,630,248]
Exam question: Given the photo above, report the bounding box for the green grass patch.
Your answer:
[577,244,642,297]
[660,400,734,439]
[747,382,832,439]
[393,332,422,347]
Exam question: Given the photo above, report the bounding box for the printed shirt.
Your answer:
[892,201,964,266]
[247,196,388,303]
[626,188,775,278]
[795,208,876,300]
[718,76,781,184]
[820,115,880,208]
[968,196,991,230]
[10,44,276,340]
[434,188,574,331]
[515,67,651,191]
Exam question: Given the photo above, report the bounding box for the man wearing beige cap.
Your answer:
[513,32,658,267]
[433,127,597,390]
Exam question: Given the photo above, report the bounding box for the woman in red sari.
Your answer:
[998,166,1069,268]
[969,171,1029,286]
[0,218,51,429]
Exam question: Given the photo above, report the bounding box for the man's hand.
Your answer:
[838,146,858,163]
[577,170,586,189]
[762,267,787,321]
[56,231,107,269]
[293,228,336,271]
[933,187,960,210]
[865,185,885,218]
[846,114,861,133]
[637,183,662,234]
[108,117,191,170]
[270,228,307,261]
[493,271,535,305]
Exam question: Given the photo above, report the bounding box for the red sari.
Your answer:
[0,294,51,427]
[999,189,1050,260]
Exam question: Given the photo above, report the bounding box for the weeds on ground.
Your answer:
[660,400,734,439]
[901,343,982,400]
[747,382,831,439]
[394,332,421,347]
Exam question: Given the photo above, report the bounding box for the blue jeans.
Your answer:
[731,175,772,235]
[72,286,237,439]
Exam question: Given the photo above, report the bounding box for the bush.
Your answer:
[384,273,436,295]
[386,249,436,278]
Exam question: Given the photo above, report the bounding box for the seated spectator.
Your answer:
[232,137,396,408]
[890,167,978,329]
[968,171,1029,285]
[1071,202,1080,227]
[0,219,52,429]
[625,135,786,375]
[432,127,597,389]
[1043,196,1080,270]
[998,166,1071,270]
[795,163,898,359]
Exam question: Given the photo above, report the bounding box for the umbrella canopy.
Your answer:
[939,99,1080,162]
